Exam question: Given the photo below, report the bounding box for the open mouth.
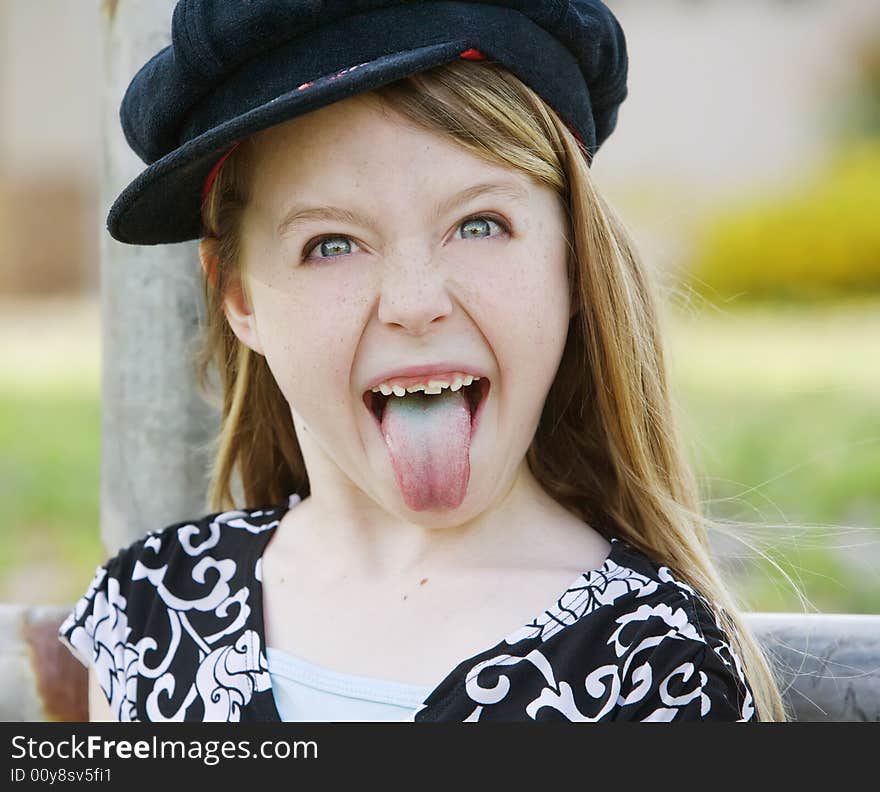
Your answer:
[362,377,490,429]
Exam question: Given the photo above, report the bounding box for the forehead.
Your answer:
[245,93,526,208]
[251,91,390,149]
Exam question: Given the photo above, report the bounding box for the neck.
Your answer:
[293,459,563,582]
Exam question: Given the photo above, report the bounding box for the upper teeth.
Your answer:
[372,374,480,397]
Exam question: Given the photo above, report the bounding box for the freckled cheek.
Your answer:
[471,248,566,346]
[256,281,368,413]
[465,247,569,414]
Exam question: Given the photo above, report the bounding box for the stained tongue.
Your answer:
[380,388,471,511]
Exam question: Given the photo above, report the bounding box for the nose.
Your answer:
[376,252,454,335]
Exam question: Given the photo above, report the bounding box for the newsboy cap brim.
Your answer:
[107,0,628,246]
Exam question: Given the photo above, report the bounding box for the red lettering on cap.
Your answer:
[459,48,487,60]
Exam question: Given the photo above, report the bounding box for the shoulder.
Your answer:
[536,538,758,721]
[57,501,289,722]
[438,538,758,723]
[117,501,285,596]
[59,502,284,651]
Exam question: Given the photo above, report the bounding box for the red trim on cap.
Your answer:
[459,48,487,60]
[559,118,591,162]
[201,142,241,203]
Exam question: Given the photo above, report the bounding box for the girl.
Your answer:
[59,0,786,722]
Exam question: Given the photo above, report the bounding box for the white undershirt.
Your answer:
[266,647,435,722]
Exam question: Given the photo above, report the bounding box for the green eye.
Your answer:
[459,216,508,239]
[302,235,359,261]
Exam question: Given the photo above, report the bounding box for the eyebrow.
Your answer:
[276,180,530,238]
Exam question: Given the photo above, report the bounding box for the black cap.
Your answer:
[108,0,628,246]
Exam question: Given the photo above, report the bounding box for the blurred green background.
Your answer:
[0,0,877,614]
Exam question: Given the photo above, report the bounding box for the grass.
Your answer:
[0,295,877,612]
[0,389,103,602]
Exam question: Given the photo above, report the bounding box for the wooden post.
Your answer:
[99,0,218,553]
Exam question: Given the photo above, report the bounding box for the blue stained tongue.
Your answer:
[380,388,472,511]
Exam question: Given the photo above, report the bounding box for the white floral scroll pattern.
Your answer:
[658,564,756,721]
[59,569,139,722]
[504,545,658,645]
[58,495,300,721]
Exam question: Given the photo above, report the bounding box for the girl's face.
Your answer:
[214,94,573,526]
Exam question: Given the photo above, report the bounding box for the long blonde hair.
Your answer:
[194,59,788,721]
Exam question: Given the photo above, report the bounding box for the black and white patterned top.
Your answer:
[58,493,757,722]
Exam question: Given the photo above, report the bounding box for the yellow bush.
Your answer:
[686,140,880,302]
